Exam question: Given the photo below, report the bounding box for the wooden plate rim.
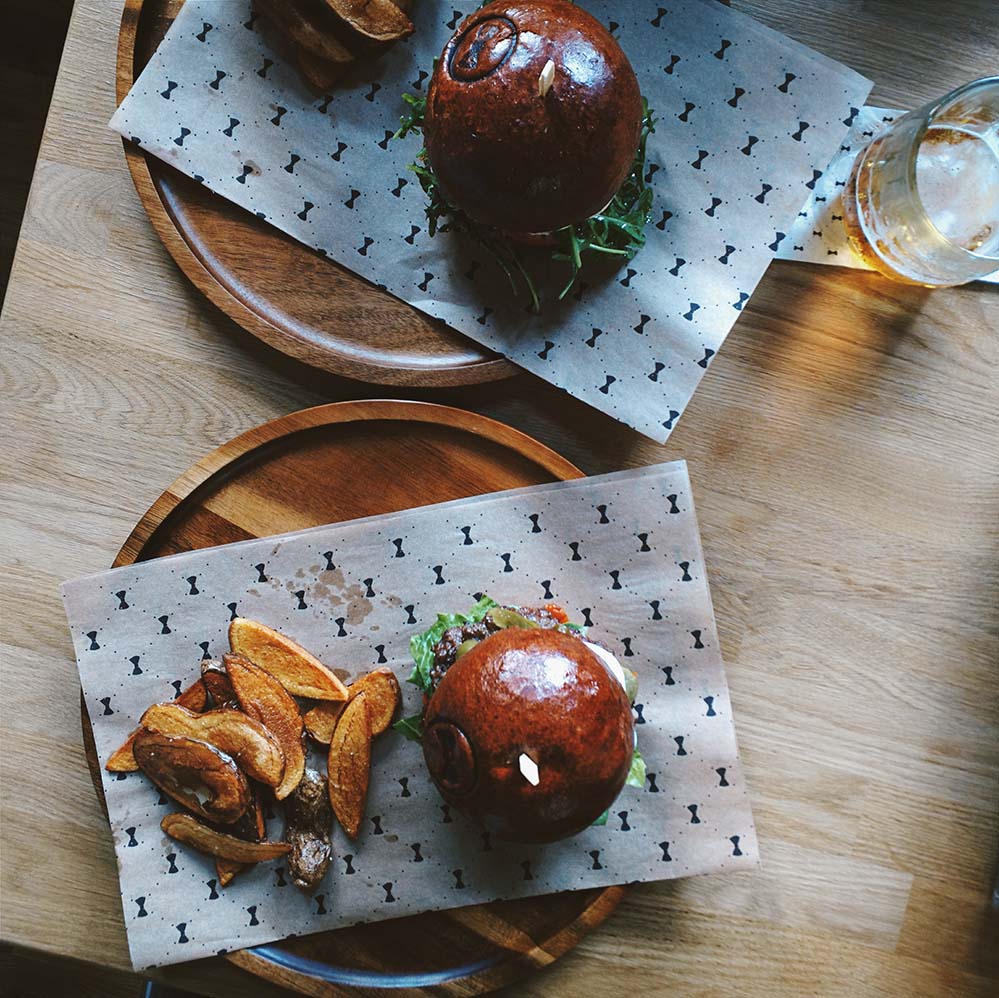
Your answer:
[109,399,584,566]
[228,883,627,997]
[115,0,516,387]
[82,399,624,997]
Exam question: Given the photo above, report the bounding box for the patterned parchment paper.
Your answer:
[63,461,757,969]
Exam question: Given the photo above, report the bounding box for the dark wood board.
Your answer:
[81,400,624,998]
[116,0,515,386]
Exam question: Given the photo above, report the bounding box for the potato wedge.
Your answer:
[229,618,349,701]
[294,45,352,91]
[201,658,239,711]
[224,653,305,799]
[287,768,334,890]
[162,813,291,863]
[140,703,285,788]
[105,738,140,772]
[322,0,414,42]
[106,679,207,773]
[216,790,266,886]
[220,785,267,841]
[217,856,244,887]
[328,692,371,839]
[303,699,345,745]
[256,0,355,64]
[305,668,399,743]
[349,668,400,736]
[133,731,250,824]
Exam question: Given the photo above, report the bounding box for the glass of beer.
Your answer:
[842,76,999,286]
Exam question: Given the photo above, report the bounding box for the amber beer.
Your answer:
[840,78,999,287]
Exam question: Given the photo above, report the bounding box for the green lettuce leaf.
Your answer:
[623,667,639,705]
[407,595,498,694]
[593,749,646,824]
[625,748,646,789]
[392,714,424,742]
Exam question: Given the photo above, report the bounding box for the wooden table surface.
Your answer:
[2,1,997,996]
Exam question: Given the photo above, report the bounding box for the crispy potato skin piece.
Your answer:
[347,668,400,736]
[198,658,274,871]
[286,769,334,890]
[253,0,411,96]
[133,731,250,824]
[162,813,290,863]
[217,856,243,887]
[229,618,349,701]
[201,658,240,711]
[305,668,399,744]
[215,791,267,886]
[105,679,207,772]
[105,737,141,772]
[255,0,355,64]
[322,0,414,41]
[303,699,345,745]
[224,653,306,799]
[328,693,371,840]
[140,703,285,788]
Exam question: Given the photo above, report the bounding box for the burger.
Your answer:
[396,0,655,308]
[395,597,644,843]
[425,0,643,235]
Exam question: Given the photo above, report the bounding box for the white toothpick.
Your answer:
[538,59,556,98]
[519,752,540,786]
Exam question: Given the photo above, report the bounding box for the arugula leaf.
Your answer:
[392,714,424,742]
[625,747,646,789]
[394,92,427,140]
[408,595,498,694]
[591,809,609,827]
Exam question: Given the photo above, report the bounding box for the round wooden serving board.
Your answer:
[116,0,514,386]
[81,400,624,998]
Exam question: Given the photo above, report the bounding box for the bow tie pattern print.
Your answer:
[109,0,871,442]
[62,462,756,970]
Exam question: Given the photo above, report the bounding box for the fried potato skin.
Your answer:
[229,618,349,701]
[322,0,414,42]
[106,679,207,772]
[201,658,240,711]
[328,692,371,840]
[162,813,291,863]
[215,791,267,886]
[305,668,399,743]
[133,731,251,824]
[224,653,306,799]
[140,703,285,788]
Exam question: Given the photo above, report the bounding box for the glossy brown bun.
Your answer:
[422,628,634,843]
[424,0,643,235]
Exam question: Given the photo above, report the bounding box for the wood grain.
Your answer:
[1,1,998,997]
[115,0,513,387]
[79,399,624,998]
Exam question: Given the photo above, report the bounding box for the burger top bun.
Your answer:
[424,0,643,235]
[421,627,635,843]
